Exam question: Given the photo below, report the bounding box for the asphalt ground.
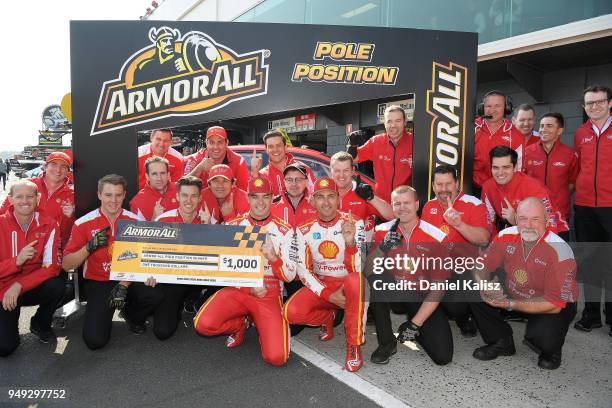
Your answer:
[0,307,378,408]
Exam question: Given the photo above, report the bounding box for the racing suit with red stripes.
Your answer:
[284,212,367,346]
[194,214,295,366]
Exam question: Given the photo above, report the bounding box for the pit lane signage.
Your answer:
[91,26,269,135]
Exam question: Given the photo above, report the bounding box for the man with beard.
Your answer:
[62,175,164,349]
[470,197,578,370]
[284,177,367,372]
[194,177,295,366]
[421,165,491,337]
[130,156,179,221]
[271,163,317,227]
[367,185,453,366]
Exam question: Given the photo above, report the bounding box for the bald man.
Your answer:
[0,180,64,355]
[470,197,579,370]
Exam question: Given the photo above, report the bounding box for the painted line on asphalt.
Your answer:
[291,340,412,408]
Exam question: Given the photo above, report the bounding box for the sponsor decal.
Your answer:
[92,26,269,135]
[513,268,528,285]
[117,250,139,261]
[552,161,566,167]
[318,240,339,259]
[313,232,321,239]
[122,224,179,239]
[426,62,468,197]
[292,42,398,85]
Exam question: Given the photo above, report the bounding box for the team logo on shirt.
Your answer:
[430,208,437,214]
[318,240,339,259]
[440,224,450,234]
[552,161,566,167]
[506,245,515,255]
[313,232,321,239]
[91,26,269,135]
[513,268,528,285]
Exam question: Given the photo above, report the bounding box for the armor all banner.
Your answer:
[70,21,476,214]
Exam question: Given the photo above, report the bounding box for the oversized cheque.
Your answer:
[110,220,266,287]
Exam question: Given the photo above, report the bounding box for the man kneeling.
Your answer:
[1,180,64,356]
[470,197,578,370]
[194,177,295,366]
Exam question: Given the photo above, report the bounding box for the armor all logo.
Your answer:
[318,240,339,259]
[92,26,269,135]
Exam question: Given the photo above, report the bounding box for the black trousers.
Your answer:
[82,280,164,350]
[574,205,612,324]
[0,277,64,357]
[284,279,306,336]
[471,301,576,356]
[152,284,199,340]
[368,274,453,365]
[0,172,6,189]
[442,272,479,323]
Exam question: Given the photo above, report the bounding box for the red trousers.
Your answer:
[283,273,367,346]
[193,287,290,366]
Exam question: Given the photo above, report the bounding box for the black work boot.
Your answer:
[473,337,516,361]
[370,341,398,364]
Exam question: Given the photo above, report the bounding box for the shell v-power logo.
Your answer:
[91,26,269,135]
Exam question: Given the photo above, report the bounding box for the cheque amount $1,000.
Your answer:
[220,254,261,272]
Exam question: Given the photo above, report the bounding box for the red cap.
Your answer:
[45,151,72,166]
[207,164,233,182]
[312,177,338,194]
[248,177,272,194]
[206,126,227,140]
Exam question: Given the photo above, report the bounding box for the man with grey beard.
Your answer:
[469,197,579,370]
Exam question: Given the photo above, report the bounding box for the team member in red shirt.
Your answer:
[473,91,524,192]
[330,151,393,240]
[251,129,315,195]
[141,176,210,340]
[284,177,367,372]
[482,146,568,235]
[201,164,249,224]
[62,174,163,350]
[470,197,578,370]
[421,165,491,337]
[366,185,453,366]
[184,126,249,191]
[130,156,179,221]
[195,177,295,366]
[137,128,184,190]
[572,85,612,335]
[512,104,540,148]
[347,105,413,202]
[523,113,578,241]
[271,163,317,227]
[1,151,75,248]
[0,181,63,356]
[270,163,316,336]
